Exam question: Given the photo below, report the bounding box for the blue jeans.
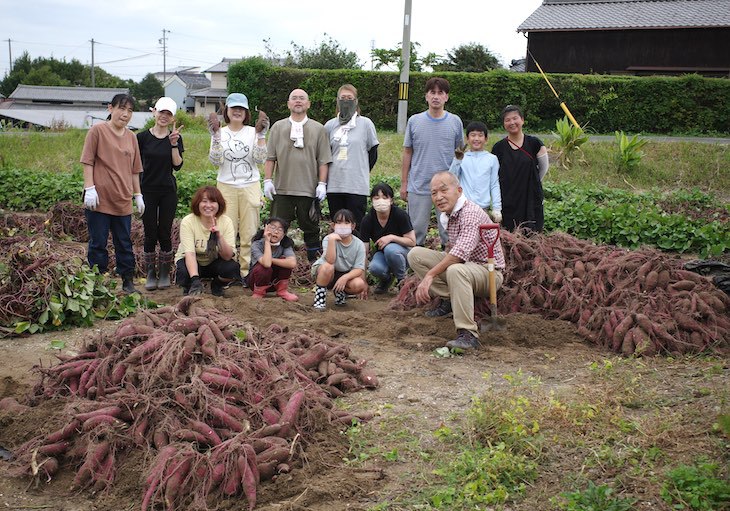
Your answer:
[85,210,135,276]
[369,243,411,281]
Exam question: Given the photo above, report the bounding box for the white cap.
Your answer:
[153,97,177,114]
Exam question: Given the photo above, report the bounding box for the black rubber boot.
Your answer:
[122,274,138,294]
[144,252,158,291]
[157,250,173,289]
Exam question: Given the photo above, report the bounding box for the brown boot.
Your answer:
[251,285,268,299]
[274,280,298,302]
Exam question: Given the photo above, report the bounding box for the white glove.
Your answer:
[491,210,502,223]
[84,186,99,210]
[263,179,276,200]
[134,194,145,215]
[316,181,327,202]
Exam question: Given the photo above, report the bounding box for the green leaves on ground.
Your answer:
[660,461,730,510]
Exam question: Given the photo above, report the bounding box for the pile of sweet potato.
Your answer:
[496,231,729,355]
[8,296,377,510]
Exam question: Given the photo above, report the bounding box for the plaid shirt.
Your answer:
[446,198,506,269]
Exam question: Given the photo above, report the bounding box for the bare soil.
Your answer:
[0,282,727,511]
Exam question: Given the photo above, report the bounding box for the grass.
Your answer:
[343,358,729,510]
[1,129,728,199]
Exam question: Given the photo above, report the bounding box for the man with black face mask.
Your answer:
[324,84,379,234]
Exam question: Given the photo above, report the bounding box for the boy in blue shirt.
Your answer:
[448,121,502,223]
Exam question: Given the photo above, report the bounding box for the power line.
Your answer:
[96,53,155,65]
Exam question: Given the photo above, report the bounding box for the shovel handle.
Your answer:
[479,223,500,259]
[488,257,497,306]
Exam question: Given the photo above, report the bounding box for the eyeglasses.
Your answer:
[267,226,284,233]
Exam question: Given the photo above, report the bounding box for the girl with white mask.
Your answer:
[311,209,368,310]
[359,183,416,294]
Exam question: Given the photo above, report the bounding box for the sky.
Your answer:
[2,0,543,82]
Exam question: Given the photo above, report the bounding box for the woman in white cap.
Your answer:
[208,92,269,280]
[137,96,184,291]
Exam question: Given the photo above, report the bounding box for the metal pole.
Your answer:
[160,29,170,83]
[7,39,11,72]
[396,0,412,134]
[90,38,95,87]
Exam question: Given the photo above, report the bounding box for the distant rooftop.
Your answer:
[204,58,243,73]
[518,0,730,31]
[170,72,211,90]
[9,85,130,103]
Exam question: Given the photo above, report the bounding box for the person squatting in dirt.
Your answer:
[401,77,464,247]
[208,92,269,279]
[311,208,368,310]
[174,186,240,297]
[449,120,502,223]
[264,88,333,262]
[80,93,144,294]
[246,216,299,302]
[137,96,184,291]
[408,172,506,349]
[359,182,416,295]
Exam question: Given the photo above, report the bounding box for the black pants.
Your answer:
[326,193,367,232]
[175,258,241,289]
[271,194,322,258]
[142,189,178,252]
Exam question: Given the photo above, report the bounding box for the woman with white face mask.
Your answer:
[324,84,379,232]
[310,208,368,310]
[359,183,416,294]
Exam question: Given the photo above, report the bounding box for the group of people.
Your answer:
[80,77,549,349]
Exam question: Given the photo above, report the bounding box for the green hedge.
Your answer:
[228,59,730,135]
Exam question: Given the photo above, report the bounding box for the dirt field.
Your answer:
[1,282,728,511]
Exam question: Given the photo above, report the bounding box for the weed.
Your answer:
[660,461,730,510]
[556,481,636,511]
[614,130,648,173]
[551,116,589,169]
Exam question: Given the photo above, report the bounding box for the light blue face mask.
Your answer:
[334,225,352,237]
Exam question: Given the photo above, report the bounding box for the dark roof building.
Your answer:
[5,85,131,109]
[518,0,730,76]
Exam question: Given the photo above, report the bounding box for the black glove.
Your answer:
[189,276,204,296]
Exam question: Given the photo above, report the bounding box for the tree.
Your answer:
[433,43,502,72]
[279,34,361,70]
[132,73,164,108]
[371,42,437,72]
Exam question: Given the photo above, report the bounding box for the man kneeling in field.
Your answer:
[407,172,505,349]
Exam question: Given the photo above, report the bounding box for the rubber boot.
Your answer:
[274,280,299,302]
[251,285,268,299]
[157,250,173,289]
[144,252,158,291]
[122,274,138,294]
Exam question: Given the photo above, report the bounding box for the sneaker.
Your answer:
[374,276,393,295]
[334,290,347,306]
[446,329,480,350]
[425,299,452,318]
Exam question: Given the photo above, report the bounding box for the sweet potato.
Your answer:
[164,457,192,509]
[297,343,329,370]
[189,420,222,446]
[82,414,125,432]
[45,419,81,444]
[612,315,635,352]
[239,453,257,510]
[278,390,305,438]
[0,397,30,413]
[75,406,123,422]
[357,368,379,388]
[209,406,244,432]
[222,464,241,496]
[256,446,290,465]
[37,441,71,456]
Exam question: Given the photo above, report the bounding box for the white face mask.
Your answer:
[372,198,391,212]
[334,225,352,237]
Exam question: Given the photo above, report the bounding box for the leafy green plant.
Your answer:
[557,481,636,511]
[614,130,648,173]
[551,116,589,169]
[14,264,154,334]
[660,461,730,510]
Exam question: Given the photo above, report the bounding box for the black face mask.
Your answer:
[337,99,358,123]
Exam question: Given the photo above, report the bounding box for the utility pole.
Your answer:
[396,0,412,134]
[6,39,11,72]
[159,29,170,83]
[90,38,95,87]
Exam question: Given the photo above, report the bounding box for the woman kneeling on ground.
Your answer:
[175,186,240,296]
[311,208,368,310]
[247,217,299,301]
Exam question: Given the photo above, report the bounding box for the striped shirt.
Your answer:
[404,111,464,195]
[445,199,506,269]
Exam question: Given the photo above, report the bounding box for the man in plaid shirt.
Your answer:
[407,172,505,349]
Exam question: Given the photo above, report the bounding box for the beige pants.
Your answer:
[408,247,504,336]
[217,181,261,276]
